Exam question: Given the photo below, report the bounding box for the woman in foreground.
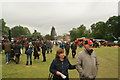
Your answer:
[49,48,76,80]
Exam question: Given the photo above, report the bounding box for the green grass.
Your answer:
[1,46,118,78]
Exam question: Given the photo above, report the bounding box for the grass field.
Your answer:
[1,46,118,78]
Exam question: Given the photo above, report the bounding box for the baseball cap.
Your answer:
[84,39,93,45]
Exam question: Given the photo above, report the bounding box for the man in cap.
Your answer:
[76,39,99,80]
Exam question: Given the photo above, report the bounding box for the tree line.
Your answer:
[1,15,120,42]
[70,16,120,41]
[1,19,42,40]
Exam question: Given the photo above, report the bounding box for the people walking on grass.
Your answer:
[49,41,53,53]
[13,40,22,64]
[41,41,47,62]
[64,42,70,57]
[79,42,83,48]
[76,40,99,80]
[24,41,29,52]
[71,41,77,58]
[25,42,33,65]
[46,40,50,54]
[49,48,76,80]
[55,41,58,46]
[10,42,15,62]
[33,41,41,62]
[3,40,12,64]
[59,41,65,49]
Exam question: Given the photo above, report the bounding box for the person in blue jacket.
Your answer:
[59,41,65,49]
[49,48,76,80]
[25,42,33,65]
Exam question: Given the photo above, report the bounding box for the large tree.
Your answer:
[32,30,43,40]
[0,19,10,37]
[51,26,57,40]
[90,16,120,41]
[11,25,31,38]
[44,34,52,40]
[106,16,120,41]
[24,27,31,36]
[69,28,77,41]
[91,21,108,39]
[69,24,91,41]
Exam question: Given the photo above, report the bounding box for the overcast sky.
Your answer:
[1,1,118,36]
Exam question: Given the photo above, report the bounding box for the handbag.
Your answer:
[37,51,41,55]
[48,73,53,80]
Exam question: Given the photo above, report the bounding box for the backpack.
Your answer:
[26,48,33,55]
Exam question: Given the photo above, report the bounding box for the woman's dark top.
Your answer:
[49,56,76,80]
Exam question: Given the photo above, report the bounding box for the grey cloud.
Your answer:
[2,2,118,35]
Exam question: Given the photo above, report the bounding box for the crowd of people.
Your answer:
[2,40,52,65]
[2,39,99,80]
[2,39,79,65]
